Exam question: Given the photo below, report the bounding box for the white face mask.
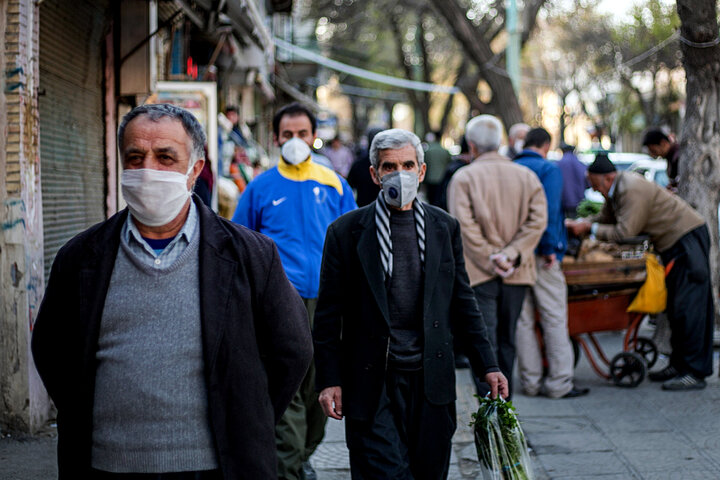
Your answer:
[281,137,311,165]
[381,171,419,208]
[514,140,525,153]
[121,164,193,227]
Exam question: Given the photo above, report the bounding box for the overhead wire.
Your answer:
[275,28,686,95]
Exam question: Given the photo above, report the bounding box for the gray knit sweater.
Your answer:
[91,228,218,473]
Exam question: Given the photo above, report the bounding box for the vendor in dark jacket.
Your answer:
[31,104,312,480]
[313,128,507,480]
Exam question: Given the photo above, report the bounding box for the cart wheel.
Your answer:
[571,338,581,367]
[610,352,646,388]
[634,337,658,369]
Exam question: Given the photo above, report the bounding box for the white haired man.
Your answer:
[32,104,312,479]
[314,128,508,479]
[448,115,547,398]
[504,122,531,159]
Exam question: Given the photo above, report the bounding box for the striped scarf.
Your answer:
[375,191,426,278]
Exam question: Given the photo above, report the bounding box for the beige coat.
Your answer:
[448,151,547,286]
[594,171,705,252]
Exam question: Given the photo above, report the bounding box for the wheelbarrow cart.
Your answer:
[562,258,659,387]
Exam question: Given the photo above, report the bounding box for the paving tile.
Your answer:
[620,446,712,473]
[310,441,350,470]
[637,469,719,480]
[527,430,613,455]
[608,431,695,452]
[322,418,347,443]
[593,414,672,433]
[538,451,632,477]
[313,469,350,480]
[549,475,634,480]
[519,415,595,435]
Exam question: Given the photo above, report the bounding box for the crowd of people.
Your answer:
[30,102,715,480]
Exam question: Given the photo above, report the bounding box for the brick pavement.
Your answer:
[313,325,720,479]
[3,324,719,480]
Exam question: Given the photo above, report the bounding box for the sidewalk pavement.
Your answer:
[2,324,719,479]
[312,324,720,479]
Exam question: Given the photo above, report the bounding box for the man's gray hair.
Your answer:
[118,103,207,165]
[465,115,504,154]
[369,129,424,169]
[508,122,531,141]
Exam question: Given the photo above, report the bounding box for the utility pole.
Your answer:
[506,0,520,94]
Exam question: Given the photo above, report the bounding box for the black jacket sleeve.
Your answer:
[31,244,77,411]
[256,242,314,421]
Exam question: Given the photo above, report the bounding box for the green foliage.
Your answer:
[576,198,603,218]
[549,0,683,136]
[471,396,531,480]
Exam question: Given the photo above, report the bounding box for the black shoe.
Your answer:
[454,354,471,369]
[662,373,706,391]
[649,365,679,382]
[301,461,317,480]
[562,387,590,398]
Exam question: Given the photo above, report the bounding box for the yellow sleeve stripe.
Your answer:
[277,158,344,195]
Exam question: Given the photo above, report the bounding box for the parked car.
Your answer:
[579,152,656,203]
[627,159,669,188]
[577,152,654,171]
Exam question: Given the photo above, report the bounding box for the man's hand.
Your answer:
[541,253,557,269]
[318,386,343,420]
[485,371,509,399]
[565,219,592,237]
[490,253,516,278]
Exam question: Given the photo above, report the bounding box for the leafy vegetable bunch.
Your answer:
[471,396,532,480]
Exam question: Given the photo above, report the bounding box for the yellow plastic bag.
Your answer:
[627,254,666,314]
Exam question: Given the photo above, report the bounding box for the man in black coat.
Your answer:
[31,104,312,480]
[314,128,507,480]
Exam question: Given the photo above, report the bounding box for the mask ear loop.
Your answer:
[186,156,196,177]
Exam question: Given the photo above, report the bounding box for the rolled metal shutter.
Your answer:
[39,0,109,280]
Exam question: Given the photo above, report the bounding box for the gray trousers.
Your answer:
[472,278,527,398]
[515,256,574,398]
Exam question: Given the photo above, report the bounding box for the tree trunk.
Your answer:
[676,0,720,322]
[558,92,567,143]
[417,11,432,134]
[429,0,523,128]
[389,12,431,135]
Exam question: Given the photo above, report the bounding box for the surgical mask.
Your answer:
[281,137,311,165]
[514,140,525,153]
[121,164,193,227]
[381,171,419,208]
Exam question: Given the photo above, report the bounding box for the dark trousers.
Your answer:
[471,279,527,398]
[276,298,327,480]
[90,470,221,480]
[345,369,456,480]
[660,225,715,379]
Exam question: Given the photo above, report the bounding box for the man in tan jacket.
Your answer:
[567,154,713,391]
[448,115,547,397]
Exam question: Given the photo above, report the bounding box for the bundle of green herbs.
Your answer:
[575,199,603,218]
[471,396,534,480]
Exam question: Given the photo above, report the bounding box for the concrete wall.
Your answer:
[0,0,51,433]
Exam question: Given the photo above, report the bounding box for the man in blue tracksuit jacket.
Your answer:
[513,128,588,399]
[232,103,356,480]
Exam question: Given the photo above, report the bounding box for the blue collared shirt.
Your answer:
[122,201,199,269]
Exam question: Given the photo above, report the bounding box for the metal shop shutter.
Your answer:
[39,0,109,280]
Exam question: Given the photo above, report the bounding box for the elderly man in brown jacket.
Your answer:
[448,115,547,397]
[567,154,712,391]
